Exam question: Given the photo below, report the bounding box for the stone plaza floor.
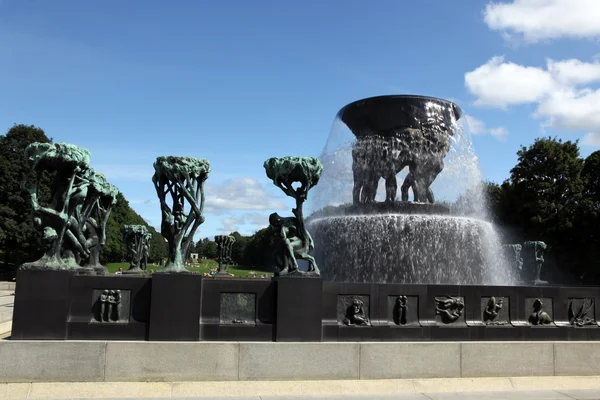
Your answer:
[5,390,600,399]
[2,379,600,400]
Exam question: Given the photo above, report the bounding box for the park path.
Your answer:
[0,281,15,337]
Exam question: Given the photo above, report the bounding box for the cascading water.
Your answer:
[306,95,515,285]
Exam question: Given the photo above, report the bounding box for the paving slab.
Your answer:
[558,389,600,399]
[423,391,573,399]
[29,382,171,398]
[0,310,12,324]
[0,383,29,400]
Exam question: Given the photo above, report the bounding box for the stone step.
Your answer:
[0,282,16,290]
[0,290,14,297]
[0,295,14,306]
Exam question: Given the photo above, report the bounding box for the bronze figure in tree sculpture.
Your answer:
[264,156,323,276]
[80,171,118,273]
[21,142,117,270]
[153,156,210,273]
[122,225,152,273]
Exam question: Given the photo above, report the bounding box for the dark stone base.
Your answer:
[12,269,73,339]
[148,273,202,341]
[10,270,600,342]
[276,276,322,341]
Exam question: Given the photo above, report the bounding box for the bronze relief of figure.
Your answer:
[343,299,369,326]
[435,296,464,324]
[529,298,552,325]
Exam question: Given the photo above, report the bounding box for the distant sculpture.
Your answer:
[529,298,552,325]
[344,97,461,204]
[435,296,464,323]
[483,297,507,325]
[343,299,369,326]
[569,298,596,327]
[523,241,547,284]
[122,225,152,273]
[153,156,210,273]
[20,142,117,270]
[264,156,323,276]
[215,235,235,275]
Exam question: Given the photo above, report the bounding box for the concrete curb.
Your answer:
[1,340,600,383]
[1,376,600,399]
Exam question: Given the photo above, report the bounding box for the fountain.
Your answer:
[307,95,514,285]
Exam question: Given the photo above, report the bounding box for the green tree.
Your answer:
[0,124,52,268]
[496,137,586,281]
[582,150,600,203]
[229,231,248,264]
[200,238,218,259]
[243,226,274,269]
[508,137,584,237]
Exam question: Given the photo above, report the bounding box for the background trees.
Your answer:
[2,124,600,283]
[483,138,600,284]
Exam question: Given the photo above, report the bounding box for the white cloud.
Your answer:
[464,56,555,107]
[582,132,600,147]
[465,55,600,147]
[205,178,287,214]
[546,59,600,86]
[484,0,600,42]
[465,115,509,140]
[216,212,271,235]
[535,88,600,131]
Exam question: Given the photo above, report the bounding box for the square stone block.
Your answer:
[360,342,461,379]
[554,342,600,376]
[105,341,239,381]
[0,341,105,382]
[239,342,359,380]
[461,342,554,377]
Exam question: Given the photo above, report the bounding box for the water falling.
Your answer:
[306,95,515,285]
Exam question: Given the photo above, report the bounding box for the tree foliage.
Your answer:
[0,124,52,267]
[484,137,599,283]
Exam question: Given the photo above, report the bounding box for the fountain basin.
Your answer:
[309,213,514,285]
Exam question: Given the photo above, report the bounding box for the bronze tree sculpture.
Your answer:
[153,156,210,273]
[21,142,117,270]
[215,234,235,275]
[122,224,152,273]
[264,156,323,276]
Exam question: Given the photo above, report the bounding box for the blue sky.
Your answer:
[2,0,600,239]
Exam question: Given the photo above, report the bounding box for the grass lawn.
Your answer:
[105,259,274,278]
